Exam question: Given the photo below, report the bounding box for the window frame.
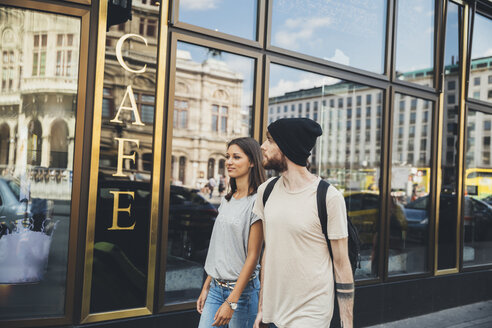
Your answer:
[0,1,91,327]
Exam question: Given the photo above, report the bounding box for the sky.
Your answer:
[395,0,435,74]
[444,2,460,67]
[472,12,492,59]
[178,0,490,99]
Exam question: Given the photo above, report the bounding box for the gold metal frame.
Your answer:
[157,32,263,312]
[435,1,469,276]
[0,0,90,327]
[80,0,169,323]
[62,0,91,5]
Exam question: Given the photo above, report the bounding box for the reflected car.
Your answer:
[344,192,380,247]
[344,191,408,250]
[168,185,218,260]
[481,195,492,206]
[404,194,492,242]
[0,177,48,235]
[92,179,217,312]
[96,178,218,267]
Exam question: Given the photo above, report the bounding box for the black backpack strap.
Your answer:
[262,176,280,207]
[316,180,333,260]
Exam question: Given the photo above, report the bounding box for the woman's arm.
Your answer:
[212,220,264,326]
[228,220,263,301]
[197,275,212,314]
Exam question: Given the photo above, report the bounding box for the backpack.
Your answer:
[262,177,361,275]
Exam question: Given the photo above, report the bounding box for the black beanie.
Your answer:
[268,118,322,166]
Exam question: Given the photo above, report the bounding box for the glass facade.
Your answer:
[395,0,435,84]
[164,41,255,305]
[468,13,492,103]
[89,0,160,314]
[268,64,383,279]
[390,93,433,275]
[464,110,492,267]
[177,0,258,40]
[271,0,387,73]
[1,0,492,326]
[0,7,80,320]
[438,1,461,271]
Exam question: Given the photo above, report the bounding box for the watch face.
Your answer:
[229,301,238,310]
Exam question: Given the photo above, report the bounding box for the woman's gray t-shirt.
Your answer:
[204,194,260,281]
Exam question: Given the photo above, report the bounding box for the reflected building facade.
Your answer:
[268,57,492,182]
[171,50,246,188]
[101,3,246,189]
[0,8,78,200]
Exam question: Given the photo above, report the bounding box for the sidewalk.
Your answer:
[364,300,492,328]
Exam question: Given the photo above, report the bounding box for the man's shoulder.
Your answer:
[258,176,280,194]
[321,180,345,203]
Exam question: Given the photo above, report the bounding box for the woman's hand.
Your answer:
[212,301,234,326]
[196,289,208,314]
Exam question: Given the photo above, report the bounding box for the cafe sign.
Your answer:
[107,33,148,231]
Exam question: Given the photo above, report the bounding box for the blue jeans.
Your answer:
[198,277,260,328]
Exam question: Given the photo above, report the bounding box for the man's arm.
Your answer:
[253,246,267,328]
[330,237,354,328]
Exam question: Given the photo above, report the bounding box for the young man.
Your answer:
[253,118,354,328]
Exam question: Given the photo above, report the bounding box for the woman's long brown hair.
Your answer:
[225,137,266,201]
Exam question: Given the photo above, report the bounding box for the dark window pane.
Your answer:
[464,110,492,267]
[439,2,461,270]
[390,93,433,276]
[90,2,160,314]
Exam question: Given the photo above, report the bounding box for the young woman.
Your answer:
[197,137,266,328]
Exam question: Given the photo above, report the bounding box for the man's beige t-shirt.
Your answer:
[253,176,348,328]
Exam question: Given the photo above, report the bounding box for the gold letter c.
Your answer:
[115,33,148,74]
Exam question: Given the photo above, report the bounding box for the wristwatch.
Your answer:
[226,299,238,310]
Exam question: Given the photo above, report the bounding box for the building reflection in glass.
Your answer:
[164,42,255,305]
[390,93,432,275]
[268,63,383,279]
[464,110,492,267]
[0,6,80,320]
[468,12,492,103]
[438,1,461,271]
[90,0,159,313]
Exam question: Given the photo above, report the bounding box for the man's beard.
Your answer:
[263,154,288,172]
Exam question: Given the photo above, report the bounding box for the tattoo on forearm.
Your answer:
[336,283,354,290]
[337,291,354,328]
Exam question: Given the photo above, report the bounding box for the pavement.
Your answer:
[363,300,492,328]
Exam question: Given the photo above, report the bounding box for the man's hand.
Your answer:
[253,309,269,328]
[196,289,208,314]
[212,302,234,326]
